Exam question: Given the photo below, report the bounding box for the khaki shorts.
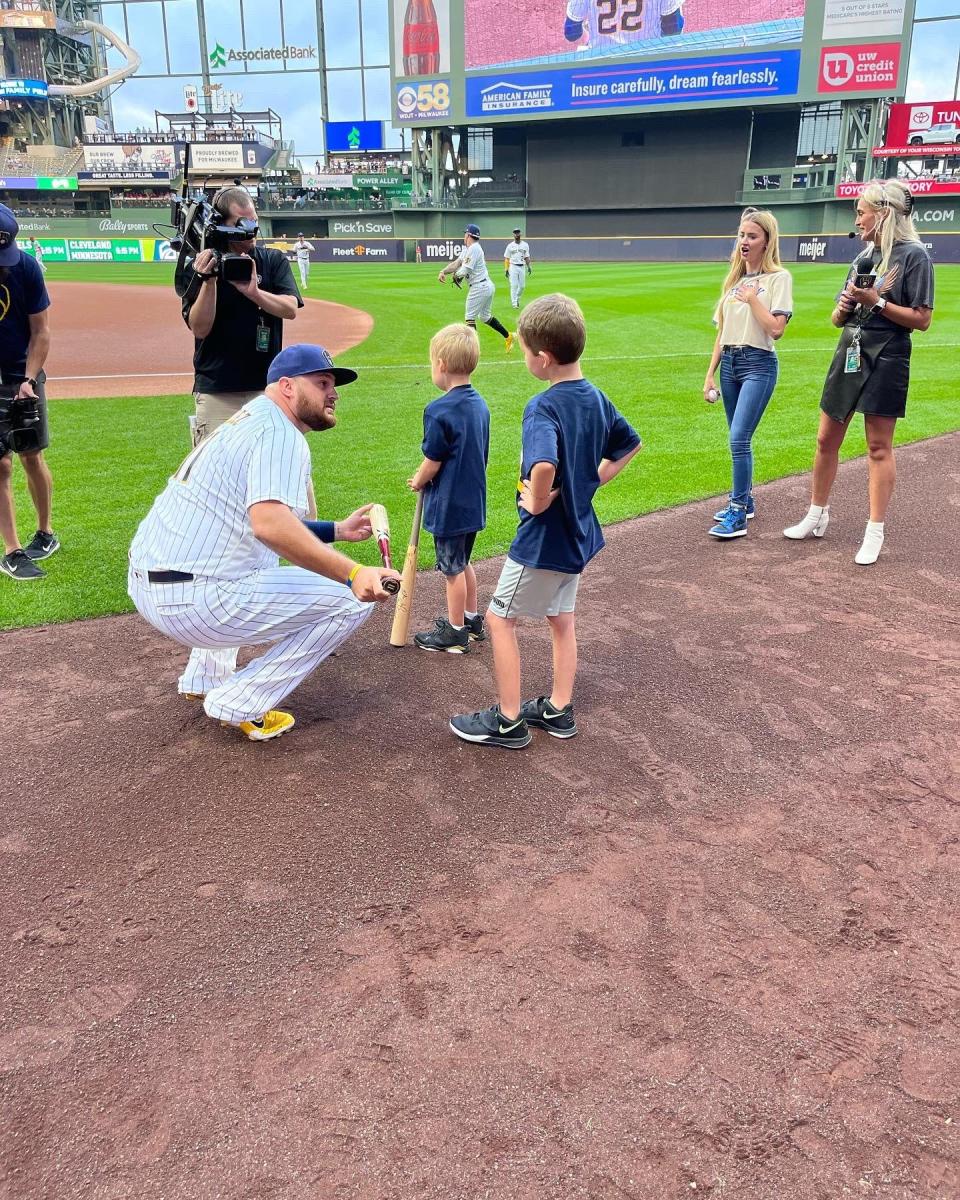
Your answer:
[193,390,262,446]
[488,557,580,620]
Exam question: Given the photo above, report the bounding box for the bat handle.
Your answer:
[383,578,400,595]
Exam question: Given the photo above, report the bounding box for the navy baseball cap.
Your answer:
[0,204,20,266]
[267,344,358,387]
[464,223,481,237]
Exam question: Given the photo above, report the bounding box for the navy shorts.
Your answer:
[434,531,477,577]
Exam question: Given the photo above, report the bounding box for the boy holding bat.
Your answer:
[450,294,641,748]
[407,324,491,653]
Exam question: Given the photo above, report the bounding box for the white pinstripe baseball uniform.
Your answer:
[294,238,313,289]
[503,238,530,309]
[128,395,371,724]
[456,241,496,322]
[566,0,683,49]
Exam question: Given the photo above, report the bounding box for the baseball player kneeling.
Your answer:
[128,344,400,742]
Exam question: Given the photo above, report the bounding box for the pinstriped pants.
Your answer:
[128,566,372,724]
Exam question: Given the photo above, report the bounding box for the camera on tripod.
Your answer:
[0,385,41,456]
[168,147,258,297]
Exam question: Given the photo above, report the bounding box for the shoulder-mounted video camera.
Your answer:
[0,385,41,455]
[168,145,259,298]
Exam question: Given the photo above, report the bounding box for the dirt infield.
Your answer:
[2,435,959,1199]
[44,282,374,399]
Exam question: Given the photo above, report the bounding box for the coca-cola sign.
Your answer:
[394,0,449,78]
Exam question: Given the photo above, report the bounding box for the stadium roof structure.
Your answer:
[156,109,282,131]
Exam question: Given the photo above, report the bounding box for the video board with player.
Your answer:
[390,0,915,125]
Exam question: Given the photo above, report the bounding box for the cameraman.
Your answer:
[0,204,56,583]
[182,187,302,444]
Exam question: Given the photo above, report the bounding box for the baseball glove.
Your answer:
[452,275,463,290]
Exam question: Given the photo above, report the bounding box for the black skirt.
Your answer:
[820,324,913,422]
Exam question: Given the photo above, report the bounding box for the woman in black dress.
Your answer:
[783,180,934,565]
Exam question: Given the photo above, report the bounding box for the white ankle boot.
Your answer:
[784,505,829,540]
[854,522,884,565]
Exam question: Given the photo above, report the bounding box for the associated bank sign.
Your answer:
[209,40,316,67]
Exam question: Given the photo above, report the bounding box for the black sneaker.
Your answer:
[23,530,60,561]
[464,613,486,641]
[449,705,532,749]
[414,618,470,654]
[520,696,578,739]
[0,549,45,581]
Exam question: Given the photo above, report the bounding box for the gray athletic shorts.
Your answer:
[488,557,580,620]
[465,279,495,323]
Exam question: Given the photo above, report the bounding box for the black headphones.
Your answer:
[211,187,231,217]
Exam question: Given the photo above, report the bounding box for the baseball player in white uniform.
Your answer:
[128,344,400,742]
[438,224,514,350]
[564,0,685,51]
[503,228,531,310]
[294,234,313,290]
[30,238,46,274]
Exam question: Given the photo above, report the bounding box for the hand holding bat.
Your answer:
[369,504,401,595]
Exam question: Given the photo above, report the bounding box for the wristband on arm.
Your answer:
[302,518,336,543]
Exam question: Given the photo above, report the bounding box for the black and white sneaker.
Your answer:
[449,705,532,749]
[414,618,470,654]
[464,613,486,642]
[520,696,578,739]
[23,530,60,561]
[0,549,45,581]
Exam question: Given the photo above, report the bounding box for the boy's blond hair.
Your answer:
[517,293,586,365]
[430,323,480,376]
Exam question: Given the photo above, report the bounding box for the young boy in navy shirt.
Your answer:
[408,323,491,653]
[450,294,641,747]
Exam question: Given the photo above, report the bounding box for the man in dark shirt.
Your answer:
[0,204,56,582]
[181,187,302,445]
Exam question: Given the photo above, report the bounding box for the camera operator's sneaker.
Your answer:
[414,618,470,654]
[464,613,486,642]
[713,496,755,522]
[519,696,578,739]
[449,705,531,749]
[1,549,44,580]
[23,530,60,561]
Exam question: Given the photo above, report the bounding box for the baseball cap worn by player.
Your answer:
[464,223,481,237]
[0,204,21,267]
[267,344,358,387]
[513,227,522,234]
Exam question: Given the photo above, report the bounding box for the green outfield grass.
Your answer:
[3,258,959,630]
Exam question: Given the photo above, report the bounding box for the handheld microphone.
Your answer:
[848,230,857,238]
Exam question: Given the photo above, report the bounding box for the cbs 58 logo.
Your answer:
[397,80,450,118]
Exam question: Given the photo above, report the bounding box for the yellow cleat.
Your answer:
[181,691,204,701]
[220,710,296,741]
[505,332,514,353]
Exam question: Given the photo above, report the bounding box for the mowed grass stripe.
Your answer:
[4,260,958,629]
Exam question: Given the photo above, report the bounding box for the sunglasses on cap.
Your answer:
[0,231,15,249]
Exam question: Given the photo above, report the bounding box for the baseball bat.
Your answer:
[389,491,425,647]
[370,503,400,595]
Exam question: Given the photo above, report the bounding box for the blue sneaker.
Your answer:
[713,496,755,521]
[709,503,748,539]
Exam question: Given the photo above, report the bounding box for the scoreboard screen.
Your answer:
[390,0,914,124]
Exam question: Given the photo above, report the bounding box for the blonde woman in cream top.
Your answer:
[703,209,793,538]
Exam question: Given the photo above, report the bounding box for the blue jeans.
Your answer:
[719,346,779,506]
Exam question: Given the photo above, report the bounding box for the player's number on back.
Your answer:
[597,0,644,33]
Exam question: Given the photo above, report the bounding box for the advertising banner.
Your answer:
[353,172,404,188]
[329,217,396,236]
[822,0,905,39]
[325,120,384,153]
[83,143,175,175]
[0,78,48,99]
[464,52,802,118]
[79,170,171,182]
[883,100,960,149]
[836,179,960,197]
[817,42,900,93]
[0,11,56,28]
[287,240,405,263]
[186,144,245,174]
[393,0,451,79]
[0,177,77,191]
[392,0,915,123]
